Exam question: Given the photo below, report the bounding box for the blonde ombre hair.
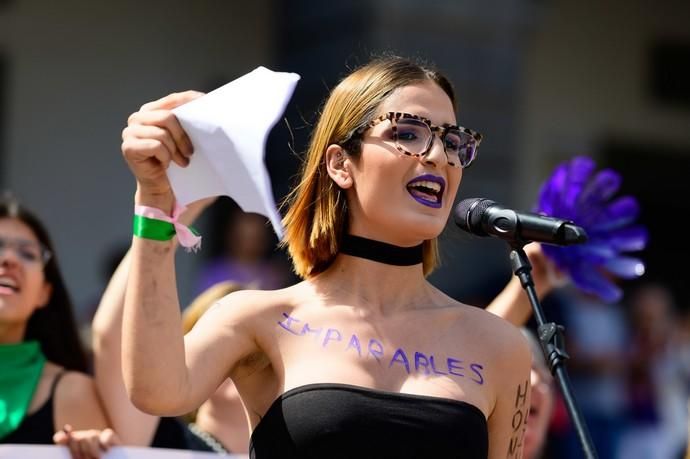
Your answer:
[282,56,457,279]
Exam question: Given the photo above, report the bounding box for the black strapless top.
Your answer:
[249,383,488,459]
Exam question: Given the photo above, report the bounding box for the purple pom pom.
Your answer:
[535,156,648,302]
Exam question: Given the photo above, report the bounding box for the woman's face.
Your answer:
[0,218,52,341]
[345,81,462,245]
[523,367,555,459]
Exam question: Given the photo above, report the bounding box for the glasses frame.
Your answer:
[354,111,483,168]
[0,237,53,269]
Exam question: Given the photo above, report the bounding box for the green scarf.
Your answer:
[0,341,46,440]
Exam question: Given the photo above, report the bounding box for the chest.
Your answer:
[262,308,492,417]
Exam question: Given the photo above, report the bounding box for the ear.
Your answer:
[325,144,353,189]
[36,281,53,309]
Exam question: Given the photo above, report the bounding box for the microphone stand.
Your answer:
[509,243,598,459]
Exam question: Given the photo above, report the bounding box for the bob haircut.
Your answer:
[0,196,89,372]
[282,56,457,279]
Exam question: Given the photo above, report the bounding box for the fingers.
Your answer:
[140,90,204,112]
[55,425,116,459]
[121,90,202,196]
[124,110,193,167]
[53,429,69,445]
[99,428,121,448]
[58,424,82,459]
[81,433,103,459]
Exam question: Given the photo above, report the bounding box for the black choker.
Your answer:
[340,234,423,266]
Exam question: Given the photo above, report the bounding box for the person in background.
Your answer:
[196,205,292,295]
[0,196,112,459]
[617,282,689,459]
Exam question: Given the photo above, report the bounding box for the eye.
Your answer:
[18,247,41,263]
[396,129,419,142]
[444,132,464,152]
[394,120,428,144]
[444,137,460,152]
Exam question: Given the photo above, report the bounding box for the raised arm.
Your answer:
[485,243,563,326]
[120,91,259,416]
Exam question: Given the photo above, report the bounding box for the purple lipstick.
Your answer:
[406,174,445,208]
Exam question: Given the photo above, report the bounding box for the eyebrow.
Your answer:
[0,236,41,246]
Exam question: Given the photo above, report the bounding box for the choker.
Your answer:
[340,234,423,266]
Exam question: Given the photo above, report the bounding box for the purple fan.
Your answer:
[535,156,648,302]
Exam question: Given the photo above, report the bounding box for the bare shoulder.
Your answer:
[450,301,532,372]
[54,369,100,405]
[50,365,109,430]
[196,285,299,326]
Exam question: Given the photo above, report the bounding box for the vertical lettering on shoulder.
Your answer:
[514,379,528,409]
[507,379,529,457]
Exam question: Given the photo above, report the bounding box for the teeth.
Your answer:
[410,180,441,193]
[0,276,17,288]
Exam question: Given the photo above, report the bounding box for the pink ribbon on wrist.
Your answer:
[134,202,202,251]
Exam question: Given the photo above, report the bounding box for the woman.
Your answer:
[121,56,532,458]
[0,196,111,457]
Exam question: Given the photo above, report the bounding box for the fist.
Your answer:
[121,90,204,197]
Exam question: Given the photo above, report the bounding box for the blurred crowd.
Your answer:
[2,193,689,458]
[533,282,690,459]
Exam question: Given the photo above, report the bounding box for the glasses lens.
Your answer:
[444,130,477,167]
[394,118,432,157]
[0,237,47,267]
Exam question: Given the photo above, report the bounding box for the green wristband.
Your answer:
[132,214,176,241]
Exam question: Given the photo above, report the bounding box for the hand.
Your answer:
[524,242,568,298]
[121,91,204,201]
[53,424,121,459]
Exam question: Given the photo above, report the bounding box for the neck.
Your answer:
[312,235,435,315]
[340,234,424,267]
[0,323,26,345]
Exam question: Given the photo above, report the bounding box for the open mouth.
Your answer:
[0,276,19,294]
[406,174,445,209]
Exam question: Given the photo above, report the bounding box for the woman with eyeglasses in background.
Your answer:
[0,196,112,458]
[120,55,532,459]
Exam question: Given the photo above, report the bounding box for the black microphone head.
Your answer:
[454,198,496,236]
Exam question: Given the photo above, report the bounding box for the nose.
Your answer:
[0,246,20,267]
[421,135,448,168]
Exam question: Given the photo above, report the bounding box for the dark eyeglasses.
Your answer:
[0,236,52,269]
[354,112,482,168]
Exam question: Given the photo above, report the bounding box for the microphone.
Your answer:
[454,198,588,246]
